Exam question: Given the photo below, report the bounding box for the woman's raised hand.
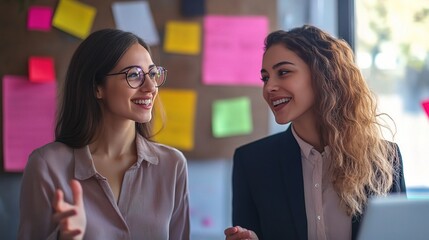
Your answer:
[52,179,87,240]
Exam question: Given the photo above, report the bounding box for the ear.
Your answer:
[96,85,104,99]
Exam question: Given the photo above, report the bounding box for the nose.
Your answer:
[139,76,157,92]
[264,78,279,92]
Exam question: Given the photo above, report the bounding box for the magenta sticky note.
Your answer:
[422,99,429,118]
[29,56,56,82]
[201,217,213,227]
[202,15,269,86]
[2,75,56,172]
[27,6,53,31]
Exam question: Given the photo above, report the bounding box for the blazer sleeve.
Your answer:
[391,143,407,194]
[352,142,407,240]
[17,149,60,240]
[232,148,263,238]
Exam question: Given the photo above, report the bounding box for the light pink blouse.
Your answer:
[18,133,190,240]
[292,127,351,240]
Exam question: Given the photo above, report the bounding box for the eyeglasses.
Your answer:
[106,65,167,88]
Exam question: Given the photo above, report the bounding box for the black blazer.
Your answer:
[232,126,406,240]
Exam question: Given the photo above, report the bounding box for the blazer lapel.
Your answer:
[279,128,308,240]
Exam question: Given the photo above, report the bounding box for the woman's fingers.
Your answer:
[224,226,259,240]
[52,180,83,212]
[53,209,77,223]
[60,229,82,238]
[224,226,239,235]
[69,179,83,206]
[248,229,259,239]
[53,189,65,211]
[51,179,87,239]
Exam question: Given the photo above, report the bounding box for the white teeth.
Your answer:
[133,99,152,105]
[272,98,291,106]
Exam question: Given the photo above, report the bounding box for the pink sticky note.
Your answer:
[422,99,429,118]
[27,6,53,31]
[29,56,56,82]
[202,15,268,86]
[201,216,213,227]
[2,75,56,172]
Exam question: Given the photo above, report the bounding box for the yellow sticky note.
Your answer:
[52,0,96,39]
[164,21,201,55]
[152,89,197,151]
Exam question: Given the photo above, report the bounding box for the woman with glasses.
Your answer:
[18,29,189,240]
[224,25,406,240]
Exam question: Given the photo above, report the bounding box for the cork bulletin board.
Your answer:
[0,0,278,169]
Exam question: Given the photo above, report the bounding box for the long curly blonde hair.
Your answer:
[264,25,399,216]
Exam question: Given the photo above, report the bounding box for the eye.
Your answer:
[127,67,143,81]
[278,69,291,76]
[148,68,159,79]
[260,75,269,83]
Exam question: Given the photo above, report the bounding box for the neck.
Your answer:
[292,120,324,153]
[90,120,136,158]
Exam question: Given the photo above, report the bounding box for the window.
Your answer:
[355,0,429,189]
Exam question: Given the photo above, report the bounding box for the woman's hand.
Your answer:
[52,179,87,240]
[224,226,259,240]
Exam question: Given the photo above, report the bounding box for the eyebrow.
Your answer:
[260,61,295,73]
[118,64,156,72]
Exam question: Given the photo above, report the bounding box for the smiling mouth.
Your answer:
[272,97,291,107]
[132,99,152,106]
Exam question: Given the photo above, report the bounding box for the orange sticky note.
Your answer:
[29,56,56,82]
[422,99,429,118]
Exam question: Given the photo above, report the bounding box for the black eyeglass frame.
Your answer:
[106,65,167,88]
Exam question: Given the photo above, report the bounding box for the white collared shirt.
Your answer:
[292,126,351,240]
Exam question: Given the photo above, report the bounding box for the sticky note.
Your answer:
[212,97,253,138]
[164,20,201,55]
[203,15,268,86]
[112,1,159,46]
[27,6,53,31]
[52,0,96,39]
[2,75,56,172]
[28,56,56,82]
[152,89,197,150]
[422,99,429,118]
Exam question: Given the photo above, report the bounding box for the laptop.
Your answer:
[357,194,429,240]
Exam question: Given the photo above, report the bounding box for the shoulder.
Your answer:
[29,141,73,158]
[235,129,292,155]
[151,141,186,158]
[23,141,74,181]
[26,142,73,170]
[145,140,187,166]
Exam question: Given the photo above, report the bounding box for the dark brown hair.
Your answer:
[55,29,156,148]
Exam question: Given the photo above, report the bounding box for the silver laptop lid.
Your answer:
[357,195,429,240]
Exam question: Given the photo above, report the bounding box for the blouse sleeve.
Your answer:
[17,149,60,240]
[169,152,190,240]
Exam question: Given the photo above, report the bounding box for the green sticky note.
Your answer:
[212,97,253,138]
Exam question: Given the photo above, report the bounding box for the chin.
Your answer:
[275,117,291,125]
[135,115,152,124]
